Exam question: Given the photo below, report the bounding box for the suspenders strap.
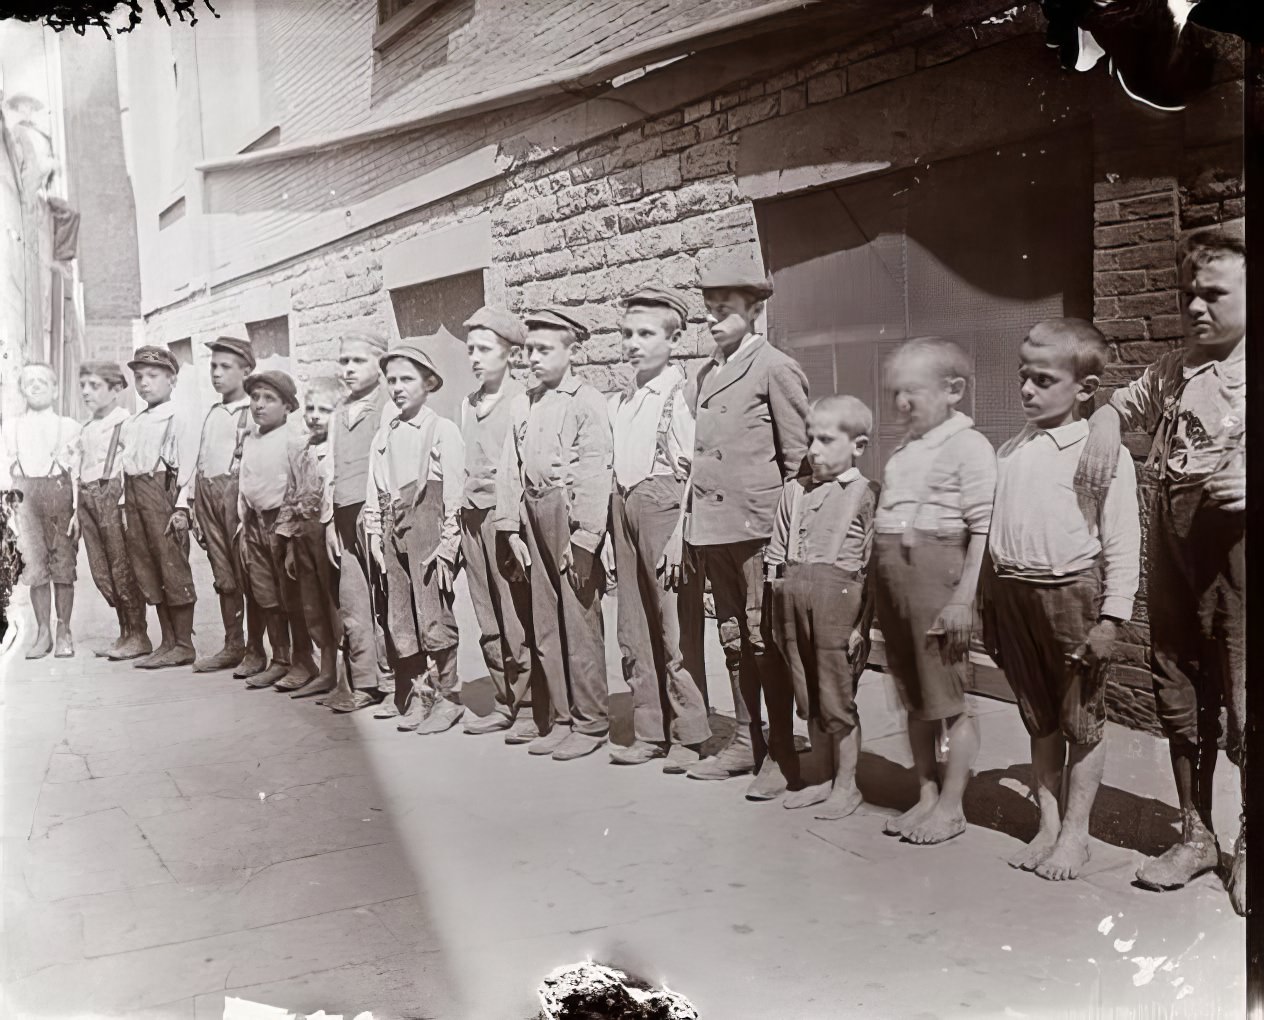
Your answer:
[228,406,250,476]
[654,379,686,483]
[102,420,124,481]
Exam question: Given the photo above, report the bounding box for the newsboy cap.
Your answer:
[463,305,527,347]
[621,286,690,326]
[244,370,299,412]
[127,346,180,376]
[340,330,389,353]
[524,308,591,344]
[698,251,774,299]
[79,360,128,390]
[204,336,257,370]
[380,330,450,391]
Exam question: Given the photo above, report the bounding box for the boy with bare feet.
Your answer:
[982,320,1139,881]
[873,339,995,845]
[765,395,878,820]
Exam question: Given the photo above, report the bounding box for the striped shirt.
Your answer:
[765,468,876,574]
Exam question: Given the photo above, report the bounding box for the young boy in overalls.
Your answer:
[607,287,710,769]
[1076,228,1247,913]
[496,309,613,762]
[120,346,200,669]
[366,333,465,734]
[75,360,149,659]
[0,363,81,659]
[459,306,539,740]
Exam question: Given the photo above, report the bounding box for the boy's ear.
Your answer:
[853,434,871,455]
[1077,374,1101,403]
[945,375,967,402]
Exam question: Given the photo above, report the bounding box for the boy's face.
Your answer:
[466,328,512,385]
[339,340,382,397]
[20,370,56,411]
[80,374,123,416]
[1181,255,1246,350]
[525,328,574,387]
[133,366,175,406]
[1018,342,1094,429]
[702,288,761,356]
[250,386,289,430]
[807,411,866,483]
[209,351,249,396]
[384,357,430,417]
[304,394,337,441]
[888,354,961,438]
[620,308,677,375]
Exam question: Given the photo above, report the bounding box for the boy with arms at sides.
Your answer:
[607,287,710,769]
[0,363,81,658]
[189,337,267,678]
[683,252,809,800]
[366,333,466,732]
[322,332,399,714]
[237,371,316,690]
[459,306,540,741]
[1075,228,1246,913]
[496,309,614,761]
[981,319,1139,881]
[274,375,347,697]
[75,361,150,659]
[765,395,879,819]
[873,339,996,844]
[119,347,200,668]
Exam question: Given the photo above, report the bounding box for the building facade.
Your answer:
[112,0,1246,731]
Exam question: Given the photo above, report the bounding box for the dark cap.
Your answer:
[244,370,299,412]
[380,331,449,391]
[127,346,180,376]
[621,286,690,326]
[524,308,591,344]
[698,250,774,299]
[340,330,388,353]
[463,305,527,347]
[204,336,256,370]
[79,360,128,389]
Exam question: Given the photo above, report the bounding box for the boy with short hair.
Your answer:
[74,361,150,659]
[238,370,315,690]
[1076,228,1247,913]
[873,338,996,844]
[366,332,466,732]
[607,287,710,769]
[0,362,81,659]
[459,306,539,740]
[765,395,879,819]
[982,319,1139,881]
[120,346,200,668]
[496,309,613,761]
[274,375,346,697]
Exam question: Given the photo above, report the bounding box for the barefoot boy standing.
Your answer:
[982,320,1139,881]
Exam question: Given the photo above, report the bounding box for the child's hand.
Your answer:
[506,534,531,581]
[927,602,972,664]
[165,508,190,540]
[567,544,596,591]
[847,626,867,667]
[601,538,616,583]
[1075,618,1119,669]
[325,521,342,567]
[423,552,454,594]
[369,534,386,573]
[1204,469,1246,512]
[66,511,79,541]
[189,502,207,550]
[657,527,685,591]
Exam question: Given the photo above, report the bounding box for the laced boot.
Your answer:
[1136,808,1220,890]
[134,604,175,669]
[110,606,153,660]
[194,594,246,672]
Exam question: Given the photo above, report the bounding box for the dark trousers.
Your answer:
[460,505,534,712]
[288,520,341,650]
[523,487,608,735]
[195,473,243,595]
[79,479,143,612]
[612,478,710,745]
[241,506,287,611]
[334,502,392,690]
[392,480,459,658]
[14,474,76,586]
[123,472,195,607]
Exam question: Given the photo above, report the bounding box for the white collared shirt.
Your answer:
[709,332,763,377]
[238,419,301,514]
[119,400,199,506]
[77,406,131,484]
[608,363,693,490]
[0,407,80,485]
[197,395,254,478]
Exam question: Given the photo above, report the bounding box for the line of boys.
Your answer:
[4,228,1243,916]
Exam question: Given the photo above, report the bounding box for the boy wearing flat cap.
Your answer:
[496,308,614,761]
[191,336,267,677]
[74,360,150,659]
[459,306,540,740]
[367,332,466,732]
[607,287,710,768]
[684,251,809,801]
[120,346,201,668]
[237,370,316,690]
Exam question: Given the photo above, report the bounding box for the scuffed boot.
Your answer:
[464,707,513,735]
[134,604,174,669]
[416,649,464,734]
[110,606,153,661]
[687,728,757,781]
[745,756,789,801]
[25,584,52,660]
[247,611,290,687]
[397,683,434,732]
[97,608,128,658]
[1136,809,1220,890]
[139,603,196,669]
[194,593,246,672]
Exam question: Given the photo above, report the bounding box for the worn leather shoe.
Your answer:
[553,730,607,761]
[464,709,513,734]
[662,744,702,774]
[233,649,268,679]
[745,758,789,801]
[193,644,245,673]
[1136,836,1220,890]
[527,726,572,756]
[417,699,464,735]
[610,740,666,765]
[687,739,756,781]
[506,718,541,745]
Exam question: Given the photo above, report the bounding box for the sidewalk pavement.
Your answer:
[1,547,1246,1019]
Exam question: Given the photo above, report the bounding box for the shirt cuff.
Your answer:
[571,528,602,553]
[1100,596,1134,622]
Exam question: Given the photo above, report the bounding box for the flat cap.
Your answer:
[698,251,774,299]
[79,359,128,389]
[204,336,256,370]
[463,305,527,347]
[127,346,180,376]
[340,330,389,353]
[380,330,450,391]
[524,308,591,344]
[621,286,690,326]
[244,370,299,412]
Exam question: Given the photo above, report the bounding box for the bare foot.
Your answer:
[814,787,863,821]
[784,781,832,811]
[1008,830,1060,871]
[1034,835,1090,881]
[904,806,967,845]
[884,795,937,837]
